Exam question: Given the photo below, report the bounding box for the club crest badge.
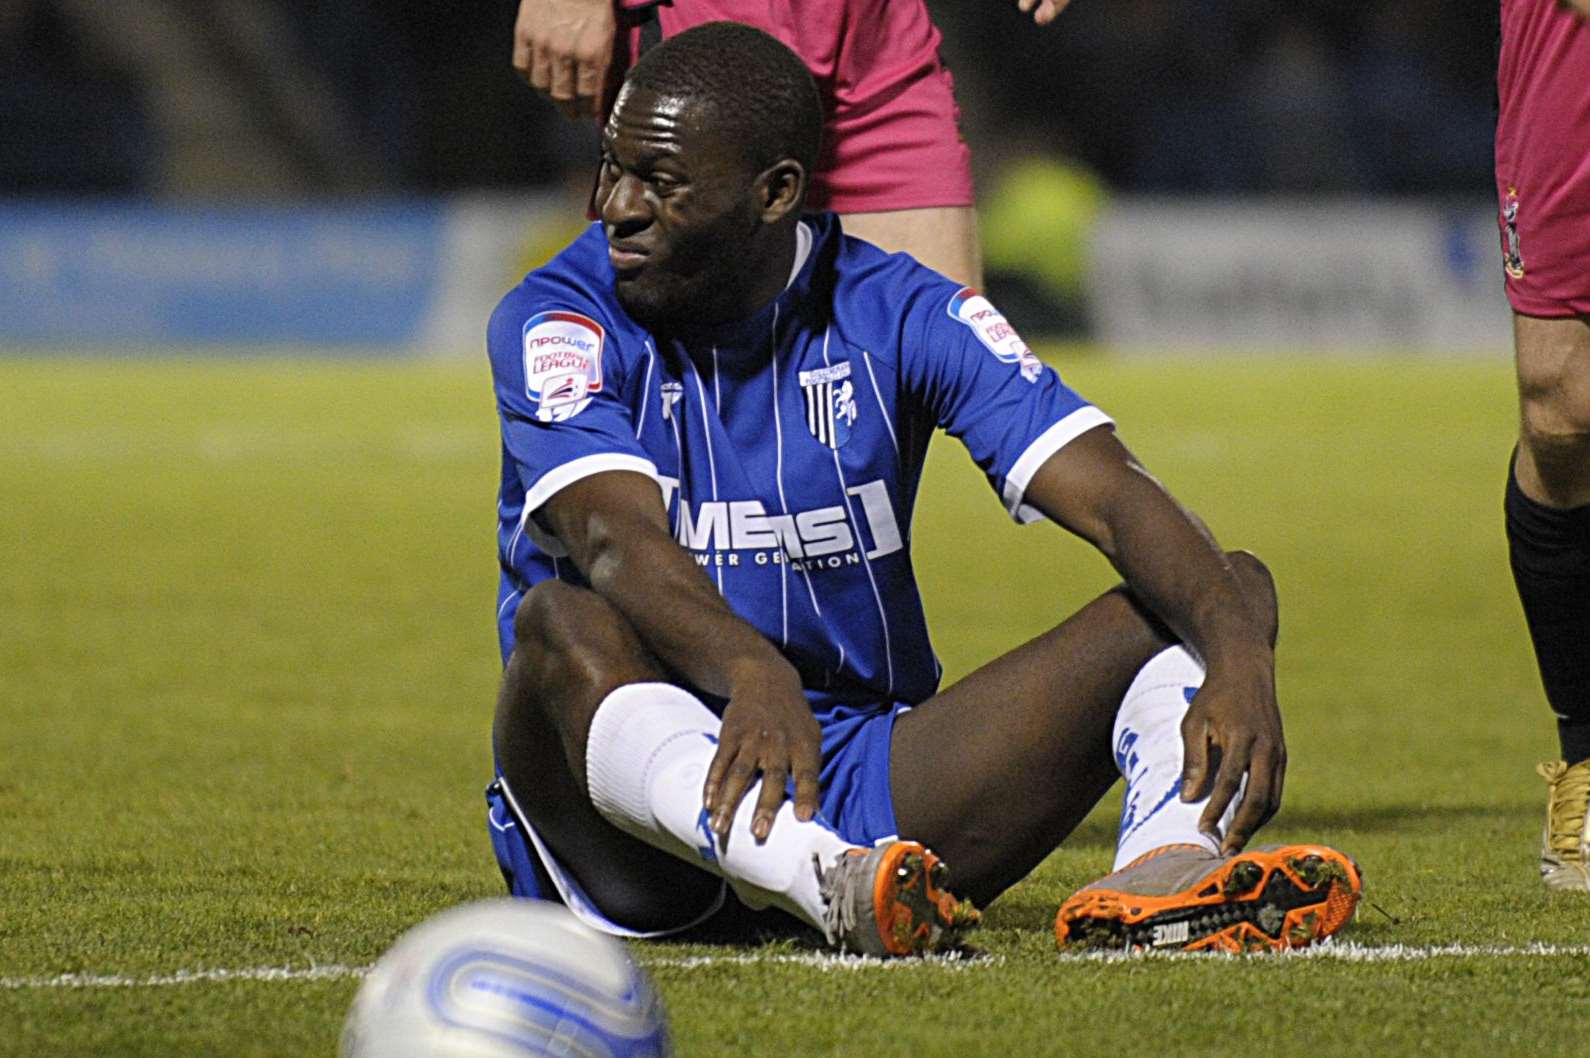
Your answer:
[799,361,857,449]
[948,287,1043,383]
[1502,187,1525,280]
[522,310,604,422]
[660,380,684,421]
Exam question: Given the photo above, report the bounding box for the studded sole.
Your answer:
[1055,846,1362,953]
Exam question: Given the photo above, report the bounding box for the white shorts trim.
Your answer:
[496,773,727,939]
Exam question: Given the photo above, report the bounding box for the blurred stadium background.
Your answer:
[12,4,1571,1057]
[0,0,1504,354]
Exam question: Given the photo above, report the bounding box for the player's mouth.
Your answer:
[607,240,650,271]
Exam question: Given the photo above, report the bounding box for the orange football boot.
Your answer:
[1055,843,1362,953]
[819,841,980,957]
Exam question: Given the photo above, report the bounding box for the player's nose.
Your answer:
[600,172,651,236]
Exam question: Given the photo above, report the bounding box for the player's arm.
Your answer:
[512,0,616,118]
[1564,0,1590,20]
[1021,426,1284,853]
[539,469,821,842]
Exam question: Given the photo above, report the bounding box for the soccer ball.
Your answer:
[341,898,672,1058]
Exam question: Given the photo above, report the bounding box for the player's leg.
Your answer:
[812,0,982,288]
[891,552,1361,950]
[891,554,1278,904]
[1514,312,1590,508]
[1508,310,1590,890]
[498,579,974,952]
[500,578,828,928]
[890,583,1175,905]
[838,207,984,289]
[493,580,723,931]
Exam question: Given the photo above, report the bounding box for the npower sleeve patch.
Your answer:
[522,310,605,422]
[947,287,1043,382]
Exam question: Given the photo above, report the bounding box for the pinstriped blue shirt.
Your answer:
[487,212,1110,711]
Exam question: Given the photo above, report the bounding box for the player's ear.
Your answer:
[755,158,806,224]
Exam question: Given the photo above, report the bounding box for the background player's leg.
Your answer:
[1507,311,1590,890]
[838,206,984,288]
[494,580,722,931]
[1509,311,1590,766]
[891,552,1278,907]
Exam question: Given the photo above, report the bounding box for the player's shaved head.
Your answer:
[623,21,823,182]
[597,21,819,333]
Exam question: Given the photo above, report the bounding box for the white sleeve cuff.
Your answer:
[1000,406,1114,524]
[523,452,662,522]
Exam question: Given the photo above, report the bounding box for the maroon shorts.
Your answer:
[1496,0,1590,317]
[617,0,975,213]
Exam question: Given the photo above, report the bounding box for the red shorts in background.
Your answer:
[617,0,975,213]
[1496,0,1590,317]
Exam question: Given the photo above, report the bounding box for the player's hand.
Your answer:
[702,661,822,843]
[513,0,616,119]
[1178,653,1286,855]
[1014,0,1074,26]
[1561,0,1590,21]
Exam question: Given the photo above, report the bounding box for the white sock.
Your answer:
[584,682,854,930]
[1110,646,1241,870]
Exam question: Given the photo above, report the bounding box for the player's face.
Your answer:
[597,85,767,331]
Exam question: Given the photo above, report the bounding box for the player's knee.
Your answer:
[1517,334,1590,456]
[512,580,602,659]
[1519,392,1590,503]
[1225,550,1278,643]
[513,580,659,693]
[1520,394,1590,461]
[1225,549,1273,597]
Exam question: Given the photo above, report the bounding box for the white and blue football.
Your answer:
[341,899,672,1058]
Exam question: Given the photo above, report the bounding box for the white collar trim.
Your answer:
[785,222,812,290]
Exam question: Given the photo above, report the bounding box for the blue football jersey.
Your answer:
[487,213,1111,712]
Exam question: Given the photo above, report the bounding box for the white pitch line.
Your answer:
[644,941,1590,970]
[1044,941,1590,965]
[0,964,371,991]
[645,951,997,972]
[5,942,1588,991]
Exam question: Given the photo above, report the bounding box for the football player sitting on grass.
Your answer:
[481,22,1362,956]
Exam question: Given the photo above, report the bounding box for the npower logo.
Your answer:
[656,478,902,570]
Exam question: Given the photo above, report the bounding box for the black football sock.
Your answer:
[1506,460,1590,765]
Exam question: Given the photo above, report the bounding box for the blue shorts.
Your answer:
[486,700,908,937]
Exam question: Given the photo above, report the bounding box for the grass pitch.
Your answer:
[3,352,1587,1057]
